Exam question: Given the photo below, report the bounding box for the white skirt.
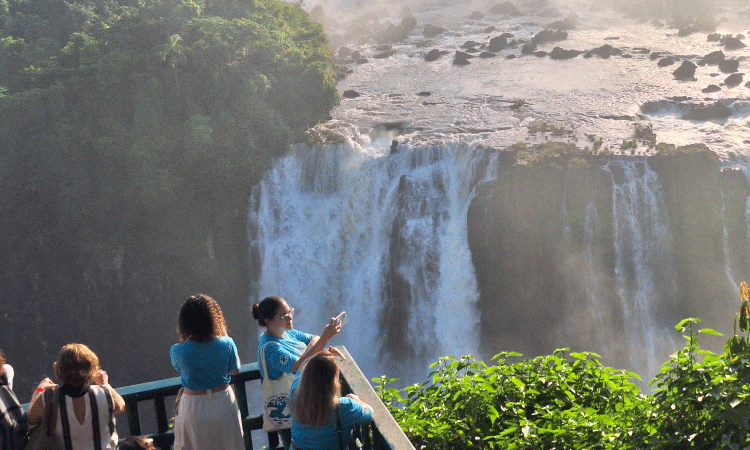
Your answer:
[173,386,244,450]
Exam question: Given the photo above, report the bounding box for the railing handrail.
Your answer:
[95,346,413,450]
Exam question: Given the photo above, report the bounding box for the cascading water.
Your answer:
[606,160,677,379]
[249,132,497,382]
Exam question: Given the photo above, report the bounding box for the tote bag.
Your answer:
[260,342,295,432]
[25,388,61,450]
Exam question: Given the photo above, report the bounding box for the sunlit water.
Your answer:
[249,0,750,393]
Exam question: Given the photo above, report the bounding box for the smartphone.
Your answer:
[335,311,347,326]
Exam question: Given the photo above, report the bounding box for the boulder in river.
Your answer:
[719,59,740,73]
[681,101,731,120]
[532,29,568,45]
[546,14,577,31]
[722,36,747,50]
[673,60,697,80]
[342,90,360,99]
[698,50,725,66]
[724,73,744,87]
[489,1,521,16]
[549,46,582,60]
[423,24,445,38]
[701,85,721,93]
[521,43,537,54]
[589,44,621,58]
[658,56,675,67]
[425,49,442,62]
[489,36,508,52]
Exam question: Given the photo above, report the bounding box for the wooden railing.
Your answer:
[114,346,415,450]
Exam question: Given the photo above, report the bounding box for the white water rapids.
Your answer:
[249,0,750,386]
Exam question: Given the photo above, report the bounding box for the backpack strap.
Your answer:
[57,391,73,450]
[41,388,57,438]
[102,386,115,437]
[89,390,102,450]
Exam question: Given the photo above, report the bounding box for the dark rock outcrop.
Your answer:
[423,24,445,38]
[468,149,735,367]
[702,84,721,93]
[453,51,473,65]
[673,60,697,80]
[380,14,418,43]
[489,36,508,52]
[589,44,621,58]
[724,73,744,87]
[489,1,521,16]
[532,29,568,45]
[699,50,725,66]
[521,43,537,54]
[425,49,442,62]
[549,46,582,60]
[722,36,747,50]
[546,14,577,31]
[342,90,360,99]
[719,59,740,73]
[658,57,675,67]
[681,101,731,120]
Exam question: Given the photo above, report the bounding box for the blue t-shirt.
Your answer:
[257,329,312,380]
[170,336,240,390]
[290,372,372,450]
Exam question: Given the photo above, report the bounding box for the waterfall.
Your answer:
[606,160,677,379]
[249,133,496,382]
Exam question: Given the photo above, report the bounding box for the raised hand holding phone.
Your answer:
[335,311,347,326]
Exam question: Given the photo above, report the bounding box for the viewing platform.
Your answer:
[113,346,414,450]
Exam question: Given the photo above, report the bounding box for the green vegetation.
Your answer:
[0,0,338,382]
[377,283,750,449]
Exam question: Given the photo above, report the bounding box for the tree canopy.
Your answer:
[0,0,338,390]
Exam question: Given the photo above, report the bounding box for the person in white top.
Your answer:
[0,348,13,389]
[27,343,126,450]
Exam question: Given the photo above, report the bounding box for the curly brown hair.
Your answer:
[177,294,228,343]
[54,343,100,388]
[0,348,5,377]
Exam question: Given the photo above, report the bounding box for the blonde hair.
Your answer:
[54,343,100,388]
[290,351,340,426]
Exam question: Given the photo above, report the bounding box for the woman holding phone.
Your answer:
[252,296,343,450]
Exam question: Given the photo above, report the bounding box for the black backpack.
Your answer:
[0,372,29,450]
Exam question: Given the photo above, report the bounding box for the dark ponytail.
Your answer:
[252,296,284,327]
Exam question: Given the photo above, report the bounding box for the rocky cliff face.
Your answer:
[468,149,744,373]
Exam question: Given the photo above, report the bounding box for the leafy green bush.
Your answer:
[377,350,647,449]
[378,283,750,449]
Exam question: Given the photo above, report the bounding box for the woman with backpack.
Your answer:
[26,343,126,450]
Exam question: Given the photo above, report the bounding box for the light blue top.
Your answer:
[170,336,240,390]
[257,329,312,380]
[289,373,373,450]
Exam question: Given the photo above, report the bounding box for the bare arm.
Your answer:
[290,317,342,372]
[93,370,126,414]
[27,378,57,425]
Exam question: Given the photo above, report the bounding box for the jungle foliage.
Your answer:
[0,0,338,389]
[377,283,750,449]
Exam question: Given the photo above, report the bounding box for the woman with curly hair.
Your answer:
[27,343,126,450]
[170,294,244,450]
